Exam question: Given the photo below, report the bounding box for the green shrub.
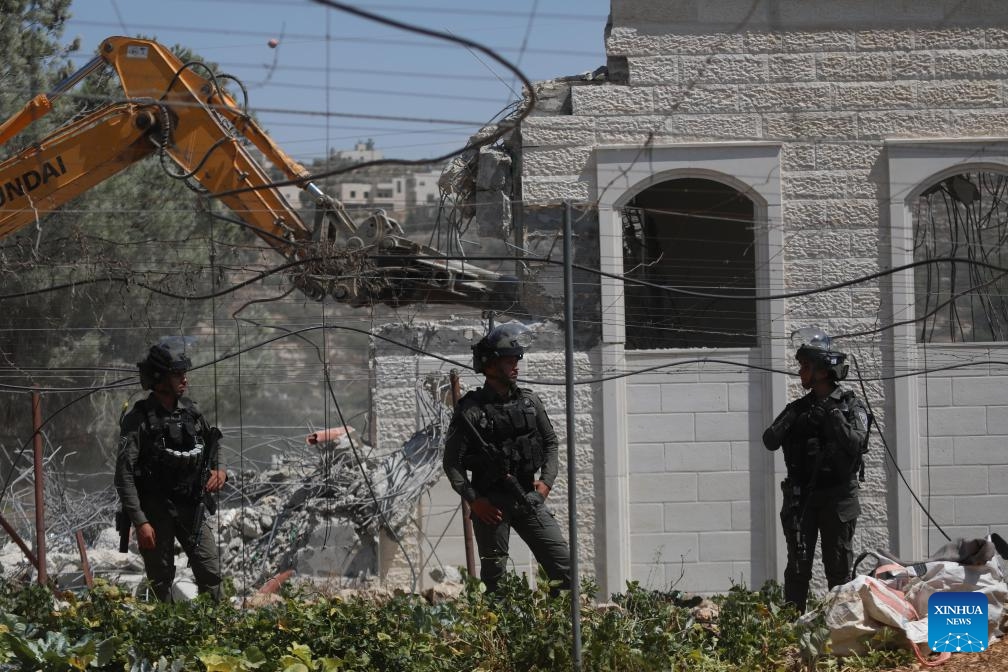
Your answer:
[0,576,913,671]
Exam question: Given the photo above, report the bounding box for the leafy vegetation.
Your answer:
[0,574,915,671]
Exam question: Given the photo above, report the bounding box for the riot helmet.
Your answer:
[138,341,192,390]
[471,322,533,374]
[791,326,848,381]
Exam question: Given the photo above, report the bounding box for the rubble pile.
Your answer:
[1,419,449,599]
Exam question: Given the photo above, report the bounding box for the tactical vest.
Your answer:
[137,399,206,498]
[461,388,546,481]
[781,389,864,489]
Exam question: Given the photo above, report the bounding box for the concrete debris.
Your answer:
[474,191,512,239]
[476,148,511,192]
[437,116,518,245]
[692,599,720,634]
[2,396,451,600]
[429,564,462,584]
[531,79,574,115]
[438,155,474,195]
[555,65,609,83]
[420,581,463,605]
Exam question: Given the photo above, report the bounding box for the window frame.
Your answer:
[885,137,1008,559]
[621,176,760,350]
[593,142,786,594]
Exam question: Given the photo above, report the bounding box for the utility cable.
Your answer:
[6,253,1008,309]
[213,0,537,198]
[5,323,1008,395]
[849,353,951,542]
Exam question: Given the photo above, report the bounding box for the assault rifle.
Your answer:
[782,479,807,563]
[787,435,830,564]
[189,425,223,549]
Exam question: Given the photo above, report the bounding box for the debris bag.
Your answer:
[803,534,1008,666]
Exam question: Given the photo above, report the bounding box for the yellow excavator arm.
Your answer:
[0,36,515,308]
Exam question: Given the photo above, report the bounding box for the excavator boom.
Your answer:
[0,36,516,308]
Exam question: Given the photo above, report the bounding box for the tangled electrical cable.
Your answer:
[849,353,951,542]
[213,0,538,200]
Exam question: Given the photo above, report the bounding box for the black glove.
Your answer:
[763,404,800,450]
[806,401,830,428]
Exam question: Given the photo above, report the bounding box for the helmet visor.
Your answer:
[790,326,832,353]
[488,322,533,351]
[169,352,192,372]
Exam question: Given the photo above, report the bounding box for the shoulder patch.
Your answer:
[855,407,869,431]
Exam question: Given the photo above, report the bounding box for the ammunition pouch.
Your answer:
[781,479,803,512]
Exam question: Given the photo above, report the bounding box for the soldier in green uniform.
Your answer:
[442,323,571,594]
[763,327,870,612]
[115,341,227,602]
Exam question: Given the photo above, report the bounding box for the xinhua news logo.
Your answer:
[928,591,987,653]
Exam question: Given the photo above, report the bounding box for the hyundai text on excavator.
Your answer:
[0,36,515,308]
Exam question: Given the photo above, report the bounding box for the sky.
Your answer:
[59,0,611,163]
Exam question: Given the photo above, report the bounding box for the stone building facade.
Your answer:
[373,0,1008,598]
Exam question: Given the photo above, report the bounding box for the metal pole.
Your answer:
[74,531,94,589]
[449,370,477,578]
[31,389,47,587]
[0,512,39,569]
[563,201,582,670]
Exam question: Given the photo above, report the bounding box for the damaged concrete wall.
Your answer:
[438,117,603,338]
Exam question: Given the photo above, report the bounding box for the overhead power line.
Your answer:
[67,19,602,57]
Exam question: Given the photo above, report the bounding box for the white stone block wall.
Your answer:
[916,345,1008,553]
[625,352,762,593]
[519,0,1008,592]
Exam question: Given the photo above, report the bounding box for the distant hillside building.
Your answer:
[333,178,407,214]
[334,139,383,164]
[406,169,443,207]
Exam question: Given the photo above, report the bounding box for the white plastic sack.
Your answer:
[810,535,1008,662]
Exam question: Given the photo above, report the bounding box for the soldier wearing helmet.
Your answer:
[442,322,571,594]
[762,327,870,612]
[114,340,227,602]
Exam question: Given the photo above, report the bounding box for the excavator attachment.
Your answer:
[296,202,518,309]
[0,36,518,311]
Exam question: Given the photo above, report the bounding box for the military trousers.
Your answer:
[137,496,222,602]
[471,492,571,595]
[780,481,859,612]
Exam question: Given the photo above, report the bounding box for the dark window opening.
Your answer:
[913,171,1008,343]
[622,178,757,349]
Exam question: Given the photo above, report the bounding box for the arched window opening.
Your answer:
[622,177,757,349]
[913,170,1008,343]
